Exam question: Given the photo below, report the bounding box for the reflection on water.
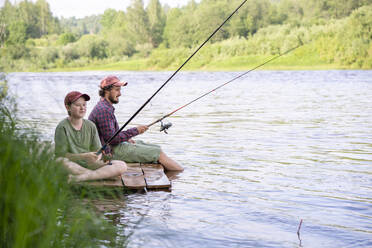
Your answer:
[6,70,372,248]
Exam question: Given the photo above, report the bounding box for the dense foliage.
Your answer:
[0,0,371,71]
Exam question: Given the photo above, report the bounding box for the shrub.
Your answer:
[40,47,59,64]
[107,36,135,57]
[134,42,153,58]
[61,44,80,62]
[58,33,76,45]
[76,34,108,59]
[5,21,27,45]
[3,45,30,60]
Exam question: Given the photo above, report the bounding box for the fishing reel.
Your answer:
[160,121,172,134]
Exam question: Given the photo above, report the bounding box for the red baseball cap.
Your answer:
[64,91,90,105]
[100,76,128,89]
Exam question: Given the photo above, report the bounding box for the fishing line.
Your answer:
[97,0,249,155]
[147,42,305,132]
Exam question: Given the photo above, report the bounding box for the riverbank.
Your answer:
[34,53,348,73]
[46,56,346,72]
[8,41,362,73]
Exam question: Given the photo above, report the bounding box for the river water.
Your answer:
[5,70,372,247]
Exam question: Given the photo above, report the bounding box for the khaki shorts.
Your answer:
[112,140,161,163]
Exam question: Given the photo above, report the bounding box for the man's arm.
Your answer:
[93,108,139,145]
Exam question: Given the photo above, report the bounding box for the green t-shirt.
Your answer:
[54,118,101,161]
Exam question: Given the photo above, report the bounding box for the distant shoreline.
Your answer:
[6,66,359,73]
[10,60,356,73]
[3,53,367,73]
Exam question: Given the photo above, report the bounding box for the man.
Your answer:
[89,75,183,171]
[55,91,127,182]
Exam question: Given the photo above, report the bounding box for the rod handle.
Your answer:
[96,144,107,155]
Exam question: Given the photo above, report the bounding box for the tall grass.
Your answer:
[0,77,127,248]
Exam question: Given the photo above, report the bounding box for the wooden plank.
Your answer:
[141,163,171,189]
[126,163,141,168]
[83,176,123,188]
[121,164,146,189]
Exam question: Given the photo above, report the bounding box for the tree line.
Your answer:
[0,0,371,71]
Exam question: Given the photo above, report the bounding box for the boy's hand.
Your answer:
[84,152,101,164]
[102,151,113,162]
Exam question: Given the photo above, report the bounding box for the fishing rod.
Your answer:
[96,0,249,155]
[148,41,304,133]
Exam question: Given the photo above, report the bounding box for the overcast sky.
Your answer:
[0,0,195,18]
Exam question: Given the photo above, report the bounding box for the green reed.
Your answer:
[0,79,127,248]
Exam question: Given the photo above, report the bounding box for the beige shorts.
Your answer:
[112,140,161,163]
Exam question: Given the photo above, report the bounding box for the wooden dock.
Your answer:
[83,163,171,191]
[122,163,171,190]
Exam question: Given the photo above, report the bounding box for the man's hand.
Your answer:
[128,138,136,144]
[136,125,148,134]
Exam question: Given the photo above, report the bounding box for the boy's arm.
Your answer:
[54,125,68,157]
[65,152,101,165]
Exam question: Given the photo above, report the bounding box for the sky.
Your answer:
[0,0,195,19]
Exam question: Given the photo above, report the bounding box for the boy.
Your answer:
[55,91,127,182]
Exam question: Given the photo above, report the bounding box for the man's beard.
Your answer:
[109,95,119,104]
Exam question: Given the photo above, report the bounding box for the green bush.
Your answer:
[57,33,76,46]
[76,34,108,59]
[107,36,135,57]
[2,45,30,60]
[313,5,372,67]
[40,47,59,64]
[147,47,190,69]
[61,44,80,62]
[29,37,49,47]
[25,39,36,47]
[5,21,27,45]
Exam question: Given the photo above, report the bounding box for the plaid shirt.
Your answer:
[88,98,139,154]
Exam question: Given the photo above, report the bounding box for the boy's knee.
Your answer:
[56,157,71,165]
[112,160,127,174]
